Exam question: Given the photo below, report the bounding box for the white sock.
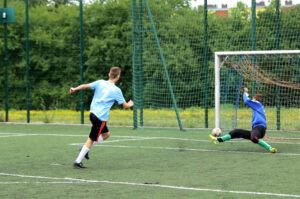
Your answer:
[75,145,89,163]
[93,135,104,145]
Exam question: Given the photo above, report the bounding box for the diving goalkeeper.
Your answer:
[209,87,277,153]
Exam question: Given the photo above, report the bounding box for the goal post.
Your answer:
[215,50,300,131]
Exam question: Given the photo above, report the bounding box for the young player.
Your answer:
[70,67,134,168]
[209,87,277,153]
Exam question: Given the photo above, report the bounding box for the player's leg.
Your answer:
[76,137,93,162]
[75,123,110,168]
[74,138,93,168]
[77,132,109,152]
[228,129,251,140]
[99,132,110,140]
[251,126,277,153]
[210,129,251,144]
[92,123,109,144]
[74,113,101,168]
[220,129,251,142]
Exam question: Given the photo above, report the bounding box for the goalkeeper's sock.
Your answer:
[75,145,89,163]
[218,134,231,142]
[257,139,272,151]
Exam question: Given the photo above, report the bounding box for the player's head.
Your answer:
[109,67,121,80]
[253,94,262,102]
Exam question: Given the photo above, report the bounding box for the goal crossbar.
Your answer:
[215,50,300,56]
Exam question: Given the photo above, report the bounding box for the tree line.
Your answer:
[0,0,299,110]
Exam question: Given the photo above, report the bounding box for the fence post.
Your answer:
[25,0,30,123]
[144,0,183,130]
[79,0,84,124]
[3,0,8,122]
[251,0,257,95]
[132,0,138,129]
[138,0,143,127]
[203,0,209,128]
[275,0,281,130]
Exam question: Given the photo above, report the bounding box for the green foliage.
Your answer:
[0,0,299,114]
[231,1,250,19]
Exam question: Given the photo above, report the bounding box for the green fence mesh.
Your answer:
[132,0,300,130]
[1,0,299,131]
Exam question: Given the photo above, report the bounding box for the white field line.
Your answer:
[135,136,300,145]
[0,173,299,198]
[0,181,84,184]
[103,137,158,143]
[0,132,87,137]
[69,143,300,156]
[0,132,158,143]
[1,131,300,145]
[266,141,300,145]
[0,134,34,138]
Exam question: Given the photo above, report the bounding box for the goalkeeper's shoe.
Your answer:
[79,148,90,160]
[209,134,219,145]
[270,148,277,153]
[73,162,87,169]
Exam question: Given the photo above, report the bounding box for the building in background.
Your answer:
[207,0,295,17]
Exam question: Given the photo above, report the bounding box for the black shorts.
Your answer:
[89,113,109,142]
[229,125,266,143]
[251,125,266,141]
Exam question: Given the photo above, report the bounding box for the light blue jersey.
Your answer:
[243,92,267,129]
[89,80,125,121]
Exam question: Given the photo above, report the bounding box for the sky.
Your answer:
[191,0,300,8]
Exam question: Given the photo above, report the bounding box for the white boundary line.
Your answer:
[1,132,300,145]
[0,181,84,184]
[69,143,300,156]
[0,134,33,138]
[103,137,158,143]
[0,173,299,198]
[0,132,87,137]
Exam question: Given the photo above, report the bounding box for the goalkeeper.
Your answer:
[209,87,277,153]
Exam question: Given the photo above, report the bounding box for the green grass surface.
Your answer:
[0,123,300,199]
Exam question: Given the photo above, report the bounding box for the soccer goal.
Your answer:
[215,50,300,132]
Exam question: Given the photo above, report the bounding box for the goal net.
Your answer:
[215,50,300,132]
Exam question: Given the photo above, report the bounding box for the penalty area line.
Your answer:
[0,173,299,198]
[69,143,300,156]
[1,132,299,145]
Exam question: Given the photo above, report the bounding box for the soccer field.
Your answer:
[0,123,300,199]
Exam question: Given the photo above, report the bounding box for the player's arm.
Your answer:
[115,89,134,108]
[243,87,252,105]
[70,84,91,93]
[122,100,134,109]
[243,87,260,110]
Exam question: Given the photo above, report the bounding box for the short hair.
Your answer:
[109,67,121,79]
[254,94,262,102]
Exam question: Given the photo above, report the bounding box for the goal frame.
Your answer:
[214,50,300,129]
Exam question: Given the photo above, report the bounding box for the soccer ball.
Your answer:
[212,128,222,137]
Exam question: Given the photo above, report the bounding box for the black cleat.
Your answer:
[73,162,87,169]
[79,148,90,160]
